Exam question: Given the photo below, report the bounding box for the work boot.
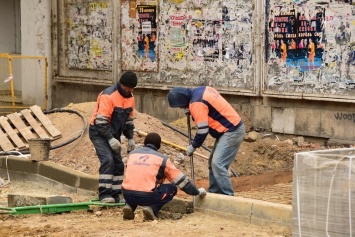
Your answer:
[100,197,115,203]
[117,194,125,203]
[113,197,121,203]
[142,206,157,221]
[123,204,135,220]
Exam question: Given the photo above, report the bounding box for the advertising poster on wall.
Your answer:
[137,5,157,62]
[121,1,158,72]
[66,2,112,70]
[165,8,187,70]
[190,19,221,62]
[269,6,325,72]
[121,0,254,90]
[266,0,355,99]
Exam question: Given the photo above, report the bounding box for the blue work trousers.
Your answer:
[123,184,177,217]
[89,126,124,201]
[208,122,245,196]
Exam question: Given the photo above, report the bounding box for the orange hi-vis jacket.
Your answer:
[122,145,199,196]
[189,86,242,148]
[90,83,135,141]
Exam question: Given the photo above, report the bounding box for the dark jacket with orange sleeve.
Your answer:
[122,144,199,196]
[89,83,135,141]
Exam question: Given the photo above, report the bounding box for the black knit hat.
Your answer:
[144,132,161,150]
[119,71,138,88]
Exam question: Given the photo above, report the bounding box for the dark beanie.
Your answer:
[119,71,138,88]
[144,132,161,150]
[167,87,192,108]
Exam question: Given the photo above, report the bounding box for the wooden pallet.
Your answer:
[0,105,62,152]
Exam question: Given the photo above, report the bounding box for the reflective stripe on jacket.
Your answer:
[122,145,199,196]
[189,86,242,148]
[89,84,135,140]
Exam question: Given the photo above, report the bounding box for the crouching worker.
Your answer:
[122,132,206,221]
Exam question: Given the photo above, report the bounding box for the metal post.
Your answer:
[186,112,195,207]
[7,55,15,112]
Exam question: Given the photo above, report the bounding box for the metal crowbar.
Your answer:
[186,110,195,207]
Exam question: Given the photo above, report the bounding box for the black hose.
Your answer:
[43,108,88,150]
[160,120,212,152]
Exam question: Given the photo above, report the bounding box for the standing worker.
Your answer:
[167,86,245,196]
[122,132,206,221]
[89,71,138,203]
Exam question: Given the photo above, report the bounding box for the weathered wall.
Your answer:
[264,0,355,102]
[21,0,52,109]
[119,0,257,94]
[49,0,355,142]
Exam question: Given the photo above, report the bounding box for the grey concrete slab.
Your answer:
[8,193,72,207]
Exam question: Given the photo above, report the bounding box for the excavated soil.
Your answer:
[1,101,351,237]
[45,102,317,205]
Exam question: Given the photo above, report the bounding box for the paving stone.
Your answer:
[8,193,72,207]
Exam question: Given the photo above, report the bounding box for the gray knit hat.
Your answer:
[167,87,192,108]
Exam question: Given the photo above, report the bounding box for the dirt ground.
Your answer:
[0,208,291,237]
[0,101,352,236]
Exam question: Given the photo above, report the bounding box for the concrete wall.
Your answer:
[21,0,52,109]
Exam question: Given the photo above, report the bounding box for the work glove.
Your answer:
[198,188,207,198]
[127,139,136,153]
[174,152,185,165]
[108,138,121,153]
[186,145,196,156]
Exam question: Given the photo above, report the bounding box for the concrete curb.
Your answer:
[0,156,292,226]
[195,193,292,226]
[0,156,98,195]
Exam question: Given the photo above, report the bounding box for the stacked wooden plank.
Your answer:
[0,105,61,151]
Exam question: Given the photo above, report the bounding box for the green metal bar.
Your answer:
[0,200,125,215]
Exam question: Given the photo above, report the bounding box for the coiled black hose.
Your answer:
[44,108,88,150]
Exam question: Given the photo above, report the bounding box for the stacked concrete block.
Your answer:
[293,148,355,237]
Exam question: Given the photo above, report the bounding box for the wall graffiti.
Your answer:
[265,0,355,100]
[334,112,355,122]
[66,1,112,70]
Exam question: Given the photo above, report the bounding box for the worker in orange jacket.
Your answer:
[167,86,245,196]
[122,132,206,221]
[89,71,138,203]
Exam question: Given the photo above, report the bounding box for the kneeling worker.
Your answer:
[122,132,206,221]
